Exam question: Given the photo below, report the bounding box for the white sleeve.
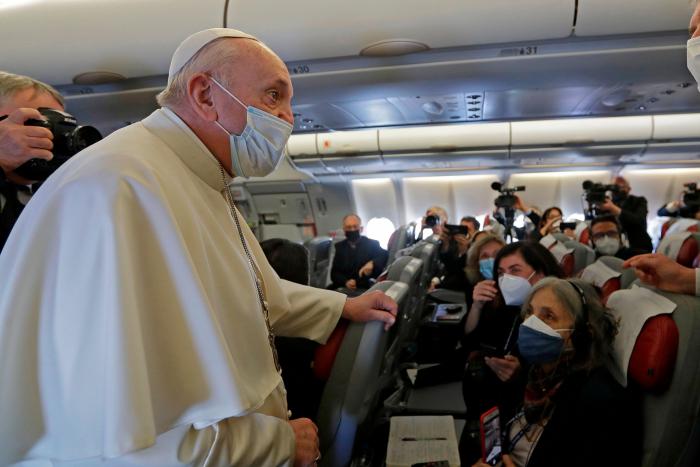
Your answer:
[98,413,296,467]
[272,279,346,343]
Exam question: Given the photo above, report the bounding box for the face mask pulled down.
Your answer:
[211,77,292,178]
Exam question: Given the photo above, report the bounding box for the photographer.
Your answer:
[657,183,700,220]
[597,176,652,253]
[0,71,64,251]
[437,216,478,291]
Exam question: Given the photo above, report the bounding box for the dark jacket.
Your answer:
[438,239,468,291]
[657,203,698,219]
[330,236,388,289]
[525,367,642,467]
[0,180,27,252]
[615,194,653,253]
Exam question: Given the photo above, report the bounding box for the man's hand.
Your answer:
[345,279,357,290]
[599,197,622,216]
[484,355,521,382]
[514,195,529,213]
[342,289,398,330]
[473,280,498,308]
[289,418,320,467]
[358,260,374,278]
[0,108,53,173]
[623,253,696,295]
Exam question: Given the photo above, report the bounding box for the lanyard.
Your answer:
[219,165,281,373]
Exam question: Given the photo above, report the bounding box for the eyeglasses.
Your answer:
[591,230,619,241]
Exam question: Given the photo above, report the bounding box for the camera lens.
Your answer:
[68,125,102,154]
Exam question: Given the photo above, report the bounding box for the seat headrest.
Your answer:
[540,234,575,277]
[606,287,679,393]
[580,259,623,304]
[657,232,700,268]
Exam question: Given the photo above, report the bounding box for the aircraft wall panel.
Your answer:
[351,178,400,228]
[379,122,510,153]
[228,0,575,62]
[450,175,503,220]
[576,0,694,36]
[0,0,226,85]
[620,168,700,221]
[508,170,613,219]
[402,177,454,226]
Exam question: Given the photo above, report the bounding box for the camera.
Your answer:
[683,182,700,209]
[7,108,102,181]
[491,182,525,210]
[582,180,619,218]
[444,223,470,236]
[424,214,440,228]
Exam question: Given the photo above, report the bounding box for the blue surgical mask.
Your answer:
[210,77,293,178]
[479,258,495,280]
[518,315,573,364]
[498,271,535,306]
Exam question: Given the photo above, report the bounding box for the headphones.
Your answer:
[567,280,593,353]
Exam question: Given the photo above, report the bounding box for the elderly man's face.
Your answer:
[0,87,63,115]
[210,40,294,136]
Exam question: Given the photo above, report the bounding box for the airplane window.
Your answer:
[365,217,396,249]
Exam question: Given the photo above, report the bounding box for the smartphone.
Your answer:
[479,343,505,358]
[444,223,469,236]
[480,406,502,466]
[560,221,577,231]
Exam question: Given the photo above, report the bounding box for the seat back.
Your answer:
[305,236,332,288]
[387,256,425,326]
[633,289,700,467]
[580,257,624,304]
[387,225,410,265]
[540,234,576,277]
[317,282,409,467]
[598,255,638,289]
[661,218,700,240]
[563,240,596,274]
[657,232,700,268]
[410,241,439,290]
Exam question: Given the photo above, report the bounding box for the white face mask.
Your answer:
[687,37,700,91]
[594,236,620,256]
[210,77,293,178]
[498,271,535,306]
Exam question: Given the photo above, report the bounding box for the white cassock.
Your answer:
[0,107,346,466]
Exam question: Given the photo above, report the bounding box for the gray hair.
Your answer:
[156,37,246,109]
[523,277,617,370]
[0,71,64,109]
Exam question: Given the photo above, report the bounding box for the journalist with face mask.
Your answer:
[589,214,648,261]
[472,278,641,467]
[461,242,564,463]
[330,213,388,293]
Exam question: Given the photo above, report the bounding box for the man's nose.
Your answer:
[277,104,294,126]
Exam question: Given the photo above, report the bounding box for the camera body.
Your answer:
[12,108,102,181]
[491,182,525,210]
[424,214,440,228]
[444,223,469,236]
[582,180,618,205]
[683,182,700,209]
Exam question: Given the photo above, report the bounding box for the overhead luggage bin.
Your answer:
[287,134,319,157]
[653,114,700,140]
[318,129,379,155]
[379,122,510,153]
[511,116,652,146]
[0,0,225,86]
[227,0,576,62]
[575,0,695,36]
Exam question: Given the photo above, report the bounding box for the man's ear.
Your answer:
[187,73,217,122]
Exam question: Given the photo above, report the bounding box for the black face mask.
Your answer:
[345,230,360,242]
[613,190,628,204]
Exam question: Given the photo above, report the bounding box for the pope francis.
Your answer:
[0,29,397,466]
